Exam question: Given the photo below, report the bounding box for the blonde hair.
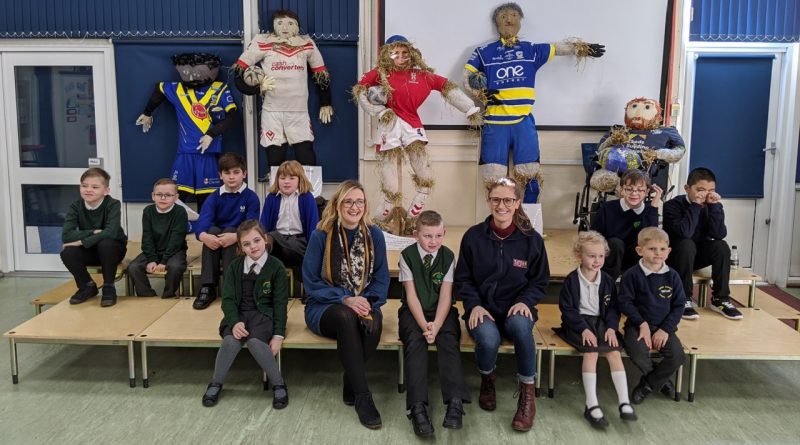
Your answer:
[269,160,312,195]
[487,177,532,233]
[573,230,609,256]
[317,180,372,231]
[637,227,670,246]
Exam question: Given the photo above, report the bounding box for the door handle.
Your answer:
[762,142,777,154]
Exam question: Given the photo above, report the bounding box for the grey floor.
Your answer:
[1,276,800,444]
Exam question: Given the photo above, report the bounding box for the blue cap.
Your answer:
[385,35,409,45]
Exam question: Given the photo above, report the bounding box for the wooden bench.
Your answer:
[693,266,762,307]
[30,274,104,314]
[4,296,178,387]
[730,286,800,331]
[535,304,685,400]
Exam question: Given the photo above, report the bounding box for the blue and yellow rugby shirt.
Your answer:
[158,81,237,154]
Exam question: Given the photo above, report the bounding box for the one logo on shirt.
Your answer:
[512,258,528,269]
[262,280,272,295]
[191,103,208,120]
[431,271,444,286]
[658,285,673,299]
[240,205,246,213]
[496,65,524,79]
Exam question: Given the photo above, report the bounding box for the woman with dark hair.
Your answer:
[454,177,550,432]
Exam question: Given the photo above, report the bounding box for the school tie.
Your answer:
[423,254,433,270]
[248,263,258,276]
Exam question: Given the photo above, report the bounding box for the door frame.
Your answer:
[0,40,122,272]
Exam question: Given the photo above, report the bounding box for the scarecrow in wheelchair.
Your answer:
[574,97,685,230]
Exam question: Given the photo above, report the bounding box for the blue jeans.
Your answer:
[467,314,536,382]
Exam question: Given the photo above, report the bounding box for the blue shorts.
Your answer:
[479,114,540,166]
[171,153,220,195]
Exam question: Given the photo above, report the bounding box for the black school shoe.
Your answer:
[442,398,464,429]
[584,405,609,429]
[272,385,289,409]
[69,282,98,305]
[709,297,744,320]
[100,284,117,307]
[631,377,654,405]
[407,402,434,437]
[682,300,700,320]
[354,392,382,429]
[202,382,222,407]
[193,285,217,310]
[660,379,676,398]
[619,403,638,421]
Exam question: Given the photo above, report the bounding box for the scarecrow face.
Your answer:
[175,64,218,88]
[495,8,522,39]
[273,16,299,38]
[625,98,661,130]
[390,45,411,69]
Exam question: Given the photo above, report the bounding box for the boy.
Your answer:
[194,153,260,310]
[398,211,469,437]
[60,167,128,307]
[663,167,742,320]
[127,178,188,298]
[591,169,662,279]
[618,227,686,405]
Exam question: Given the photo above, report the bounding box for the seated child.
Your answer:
[194,152,261,310]
[259,160,319,273]
[127,178,188,298]
[202,220,289,408]
[663,167,741,320]
[618,227,686,405]
[60,167,127,307]
[590,169,661,280]
[398,210,469,437]
[555,231,636,428]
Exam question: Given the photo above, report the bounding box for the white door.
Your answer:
[1,50,116,271]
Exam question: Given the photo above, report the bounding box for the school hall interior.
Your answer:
[1,0,799,443]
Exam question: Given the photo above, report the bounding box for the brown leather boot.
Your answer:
[511,381,536,432]
[479,371,497,411]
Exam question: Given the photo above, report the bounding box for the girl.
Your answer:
[555,230,636,428]
[302,180,389,429]
[260,160,320,270]
[202,220,290,409]
[454,177,549,432]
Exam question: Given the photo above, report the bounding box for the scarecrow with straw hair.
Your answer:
[590,97,686,193]
[353,35,482,230]
[463,2,605,229]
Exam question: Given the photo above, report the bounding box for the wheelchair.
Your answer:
[573,142,672,232]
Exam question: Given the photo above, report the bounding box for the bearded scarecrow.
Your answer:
[590,97,686,193]
[463,2,605,230]
[353,35,481,227]
[136,52,237,210]
[233,9,333,169]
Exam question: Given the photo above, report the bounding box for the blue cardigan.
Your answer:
[302,225,389,334]
[259,192,319,241]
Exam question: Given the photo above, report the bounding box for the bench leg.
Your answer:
[34,303,42,315]
[263,371,268,391]
[748,281,756,308]
[128,341,136,388]
[698,284,708,307]
[688,354,697,402]
[397,348,405,393]
[277,350,282,372]
[141,342,149,388]
[188,271,194,296]
[548,351,555,398]
[674,365,683,402]
[9,339,18,384]
[535,349,542,398]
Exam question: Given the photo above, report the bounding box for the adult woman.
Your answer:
[454,177,550,432]
[302,180,389,429]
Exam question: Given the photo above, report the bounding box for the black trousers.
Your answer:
[266,141,316,167]
[127,251,187,297]
[60,238,127,288]
[398,306,470,409]
[199,226,238,287]
[624,325,685,390]
[319,304,382,395]
[668,238,731,301]
[603,237,639,280]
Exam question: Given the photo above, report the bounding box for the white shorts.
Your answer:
[376,116,427,152]
[260,111,313,147]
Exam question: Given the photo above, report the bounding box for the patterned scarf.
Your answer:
[322,221,374,296]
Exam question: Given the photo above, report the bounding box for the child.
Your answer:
[398,210,469,437]
[590,169,661,280]
[127,178,188,298]
[60,167,128,307]
[618,227,686,405]
[202,220,289,408]
[259,160,319,271]
[194,152,261,310]
[663,167,741,320]
[555,231,636,428]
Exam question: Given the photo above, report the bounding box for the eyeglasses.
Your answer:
[622,187,648,195]
[341,199,366,209]
[153,193,176,199]
[488,197,518,207]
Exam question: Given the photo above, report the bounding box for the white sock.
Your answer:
[582,372,602,418]
[611,371,633,413]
